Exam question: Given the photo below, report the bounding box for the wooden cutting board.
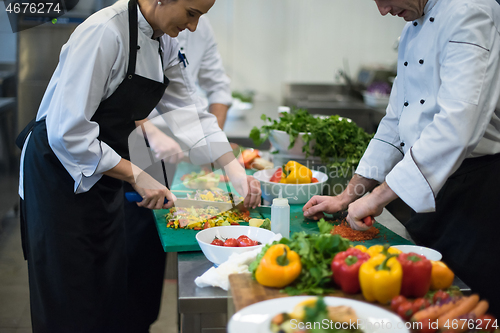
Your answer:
[228,273,392,313]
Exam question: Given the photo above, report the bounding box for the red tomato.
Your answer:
[476,314,497,332]
[432,290,450,304]
[238,238,255,247]
[223,238,239,247]
[269,168,283,183]
[391,295,408,312]
[251,240,261,246]
[412,298,431,313]
[397,301,414,321]
[211,239,224,246]
[311,177,319,183]
[237,235,250,241]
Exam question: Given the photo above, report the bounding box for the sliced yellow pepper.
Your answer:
[255,244,302,288]
[359,254,402,304]
[280,161,312,184]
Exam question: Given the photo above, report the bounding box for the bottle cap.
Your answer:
[272,189,289,206]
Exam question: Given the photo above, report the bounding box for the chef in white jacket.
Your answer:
[17,0,259,332]
[303,0,500,315]
[177,15,232,129]
[123,15,235,332]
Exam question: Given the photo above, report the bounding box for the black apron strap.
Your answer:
[127,0,138,76]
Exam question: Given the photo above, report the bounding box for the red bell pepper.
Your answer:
[269,168,282,183]
[396,252,432,298]
[331,248,370,294]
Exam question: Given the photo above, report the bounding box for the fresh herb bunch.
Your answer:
[249,219,351,296]
[249,108,373,173]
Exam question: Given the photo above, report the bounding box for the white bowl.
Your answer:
[268,130,315,156]
[391,245,442,261]
[253,167,328,204]
[227,98,253,119]
[196,226,276,265]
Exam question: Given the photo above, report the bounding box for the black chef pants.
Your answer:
[123,182,166,333]
[405,153,500,317]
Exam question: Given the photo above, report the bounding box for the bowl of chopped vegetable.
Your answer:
[181,169,220,189]
[253,167,328,204]
[196,226,276,265]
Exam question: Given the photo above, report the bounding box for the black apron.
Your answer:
[405,153,500,317]
[19,0,168,331]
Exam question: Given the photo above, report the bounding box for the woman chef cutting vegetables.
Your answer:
[17,0,261,332]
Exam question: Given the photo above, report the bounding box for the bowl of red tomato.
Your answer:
[196,226,276,265]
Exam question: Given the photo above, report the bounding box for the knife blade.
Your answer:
[125,191,238,211]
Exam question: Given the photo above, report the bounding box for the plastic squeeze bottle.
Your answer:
[271,189,290,238]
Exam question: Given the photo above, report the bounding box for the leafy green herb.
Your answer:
[249,242,275,278]
[232,91,254,103]
[318,218,334,234]
[259,218,271,230]
[250,108,373,173]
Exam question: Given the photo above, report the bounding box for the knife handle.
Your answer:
[125,191,169,204]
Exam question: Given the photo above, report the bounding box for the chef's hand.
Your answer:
[220,152,261,208]
[346,182,398,230]
[345,194,382,231]
[242,175,261,208]
[148,131,184,164]
[303,195,347,220]
[132,171,177,210]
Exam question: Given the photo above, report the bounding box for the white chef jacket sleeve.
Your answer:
[196,20,232,106]
[154,37,231,165]
[386,4,500,212]
[45,21,122,194]
[355,77,404,183]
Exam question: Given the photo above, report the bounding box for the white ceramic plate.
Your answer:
[228,296,410,333]
[391,245,442,261]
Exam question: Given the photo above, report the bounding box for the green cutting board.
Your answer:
[153,162,414,252]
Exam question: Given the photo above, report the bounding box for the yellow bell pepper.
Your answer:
[430,260,454,290]
[255,244,302,288]
[280,161,312,184]
[367,244,402,258]
[359,254,402,304]
[354,245,368,252]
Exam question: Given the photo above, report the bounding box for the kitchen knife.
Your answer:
[125,191,239,211]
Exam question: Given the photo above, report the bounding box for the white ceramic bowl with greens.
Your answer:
[268,130,315,156]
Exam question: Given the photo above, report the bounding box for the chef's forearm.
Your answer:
[103,158,139,185]
[209,103,229,130]
[338,174,380,207]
